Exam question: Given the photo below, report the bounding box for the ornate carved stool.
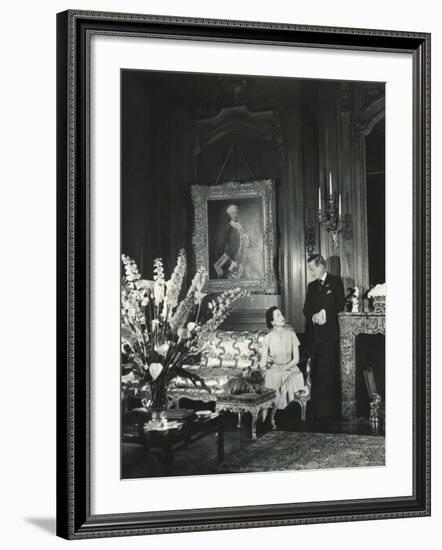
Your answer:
[215,389,277,441]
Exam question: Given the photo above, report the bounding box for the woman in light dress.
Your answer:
[259,306,306,410]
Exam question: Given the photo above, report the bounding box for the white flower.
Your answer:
[187,322,196,332]
[367,283,386,298]
[153,258,165,280]
[177,327,190,340]
[165,250,187,313]
[154,280,165,304]
[154,342,170,357]
[149,363,163,380]
[122,371,136,384]
[122,255,141,282]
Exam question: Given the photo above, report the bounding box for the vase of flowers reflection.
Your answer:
[367,283,386,314]
[120,250,249,417]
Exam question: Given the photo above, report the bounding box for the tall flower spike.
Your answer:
[165,249,187,315]
[122,254,141,283]
[153,258,165,279]
[169,267,204,331]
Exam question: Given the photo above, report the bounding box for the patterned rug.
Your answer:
[218,431,385,473]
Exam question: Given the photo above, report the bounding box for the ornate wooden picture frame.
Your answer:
[56,9,430,540]
[192,180,278,294]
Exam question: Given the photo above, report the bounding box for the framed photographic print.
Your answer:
[192,179,278,293]
[56,9,430,540]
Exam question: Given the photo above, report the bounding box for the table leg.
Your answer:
[270,403,277,430]
[217,416,224,463]
[300,399,307,422]
[162,436,173,475]
[251,410,259,441]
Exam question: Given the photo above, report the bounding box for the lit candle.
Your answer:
[329,172,333,196]
[338,193,342,217]
[318,185,322,211]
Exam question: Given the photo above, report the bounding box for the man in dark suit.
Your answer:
[303,254,345,426]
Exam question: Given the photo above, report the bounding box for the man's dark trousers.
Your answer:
[309,340,339,422]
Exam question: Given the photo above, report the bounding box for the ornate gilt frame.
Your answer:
[192,179,278,294]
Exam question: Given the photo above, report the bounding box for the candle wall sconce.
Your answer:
[317,171,342,254]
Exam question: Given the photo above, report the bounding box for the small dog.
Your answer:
[223,368,265,398]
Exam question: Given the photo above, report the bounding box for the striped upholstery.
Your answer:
[170,330,267,391]
[201,330,266,368]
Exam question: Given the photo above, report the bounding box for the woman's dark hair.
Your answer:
[265,306,279,329]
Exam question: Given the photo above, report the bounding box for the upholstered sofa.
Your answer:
[168,329,311,437]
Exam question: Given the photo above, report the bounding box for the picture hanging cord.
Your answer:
[214,141,255,186]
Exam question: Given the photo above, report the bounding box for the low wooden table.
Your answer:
[138,412,224,475]
[215,389,277,440]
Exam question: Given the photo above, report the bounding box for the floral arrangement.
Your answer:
[367,283,386,298]
[121,250,249,410]
[367,283,386,313]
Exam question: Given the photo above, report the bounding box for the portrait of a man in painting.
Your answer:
[209,199,265,281]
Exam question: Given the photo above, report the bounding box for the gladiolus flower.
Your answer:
[154,280,165,304]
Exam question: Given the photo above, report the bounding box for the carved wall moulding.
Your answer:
[193,105,285,161]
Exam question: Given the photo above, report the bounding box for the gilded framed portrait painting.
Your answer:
[192,180,278,293]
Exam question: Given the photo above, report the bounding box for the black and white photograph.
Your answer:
[120,69,387,479]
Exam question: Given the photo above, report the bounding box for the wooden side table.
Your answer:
[139,412,224,475]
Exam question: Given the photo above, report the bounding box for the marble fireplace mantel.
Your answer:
[338,312,385,420]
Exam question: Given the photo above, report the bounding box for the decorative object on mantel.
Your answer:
[367,283,386,313]
[317,171,343,253]
[346,286,360,312]
[121,251,250,413]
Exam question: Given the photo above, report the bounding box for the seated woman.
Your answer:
[259,306,306,411]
